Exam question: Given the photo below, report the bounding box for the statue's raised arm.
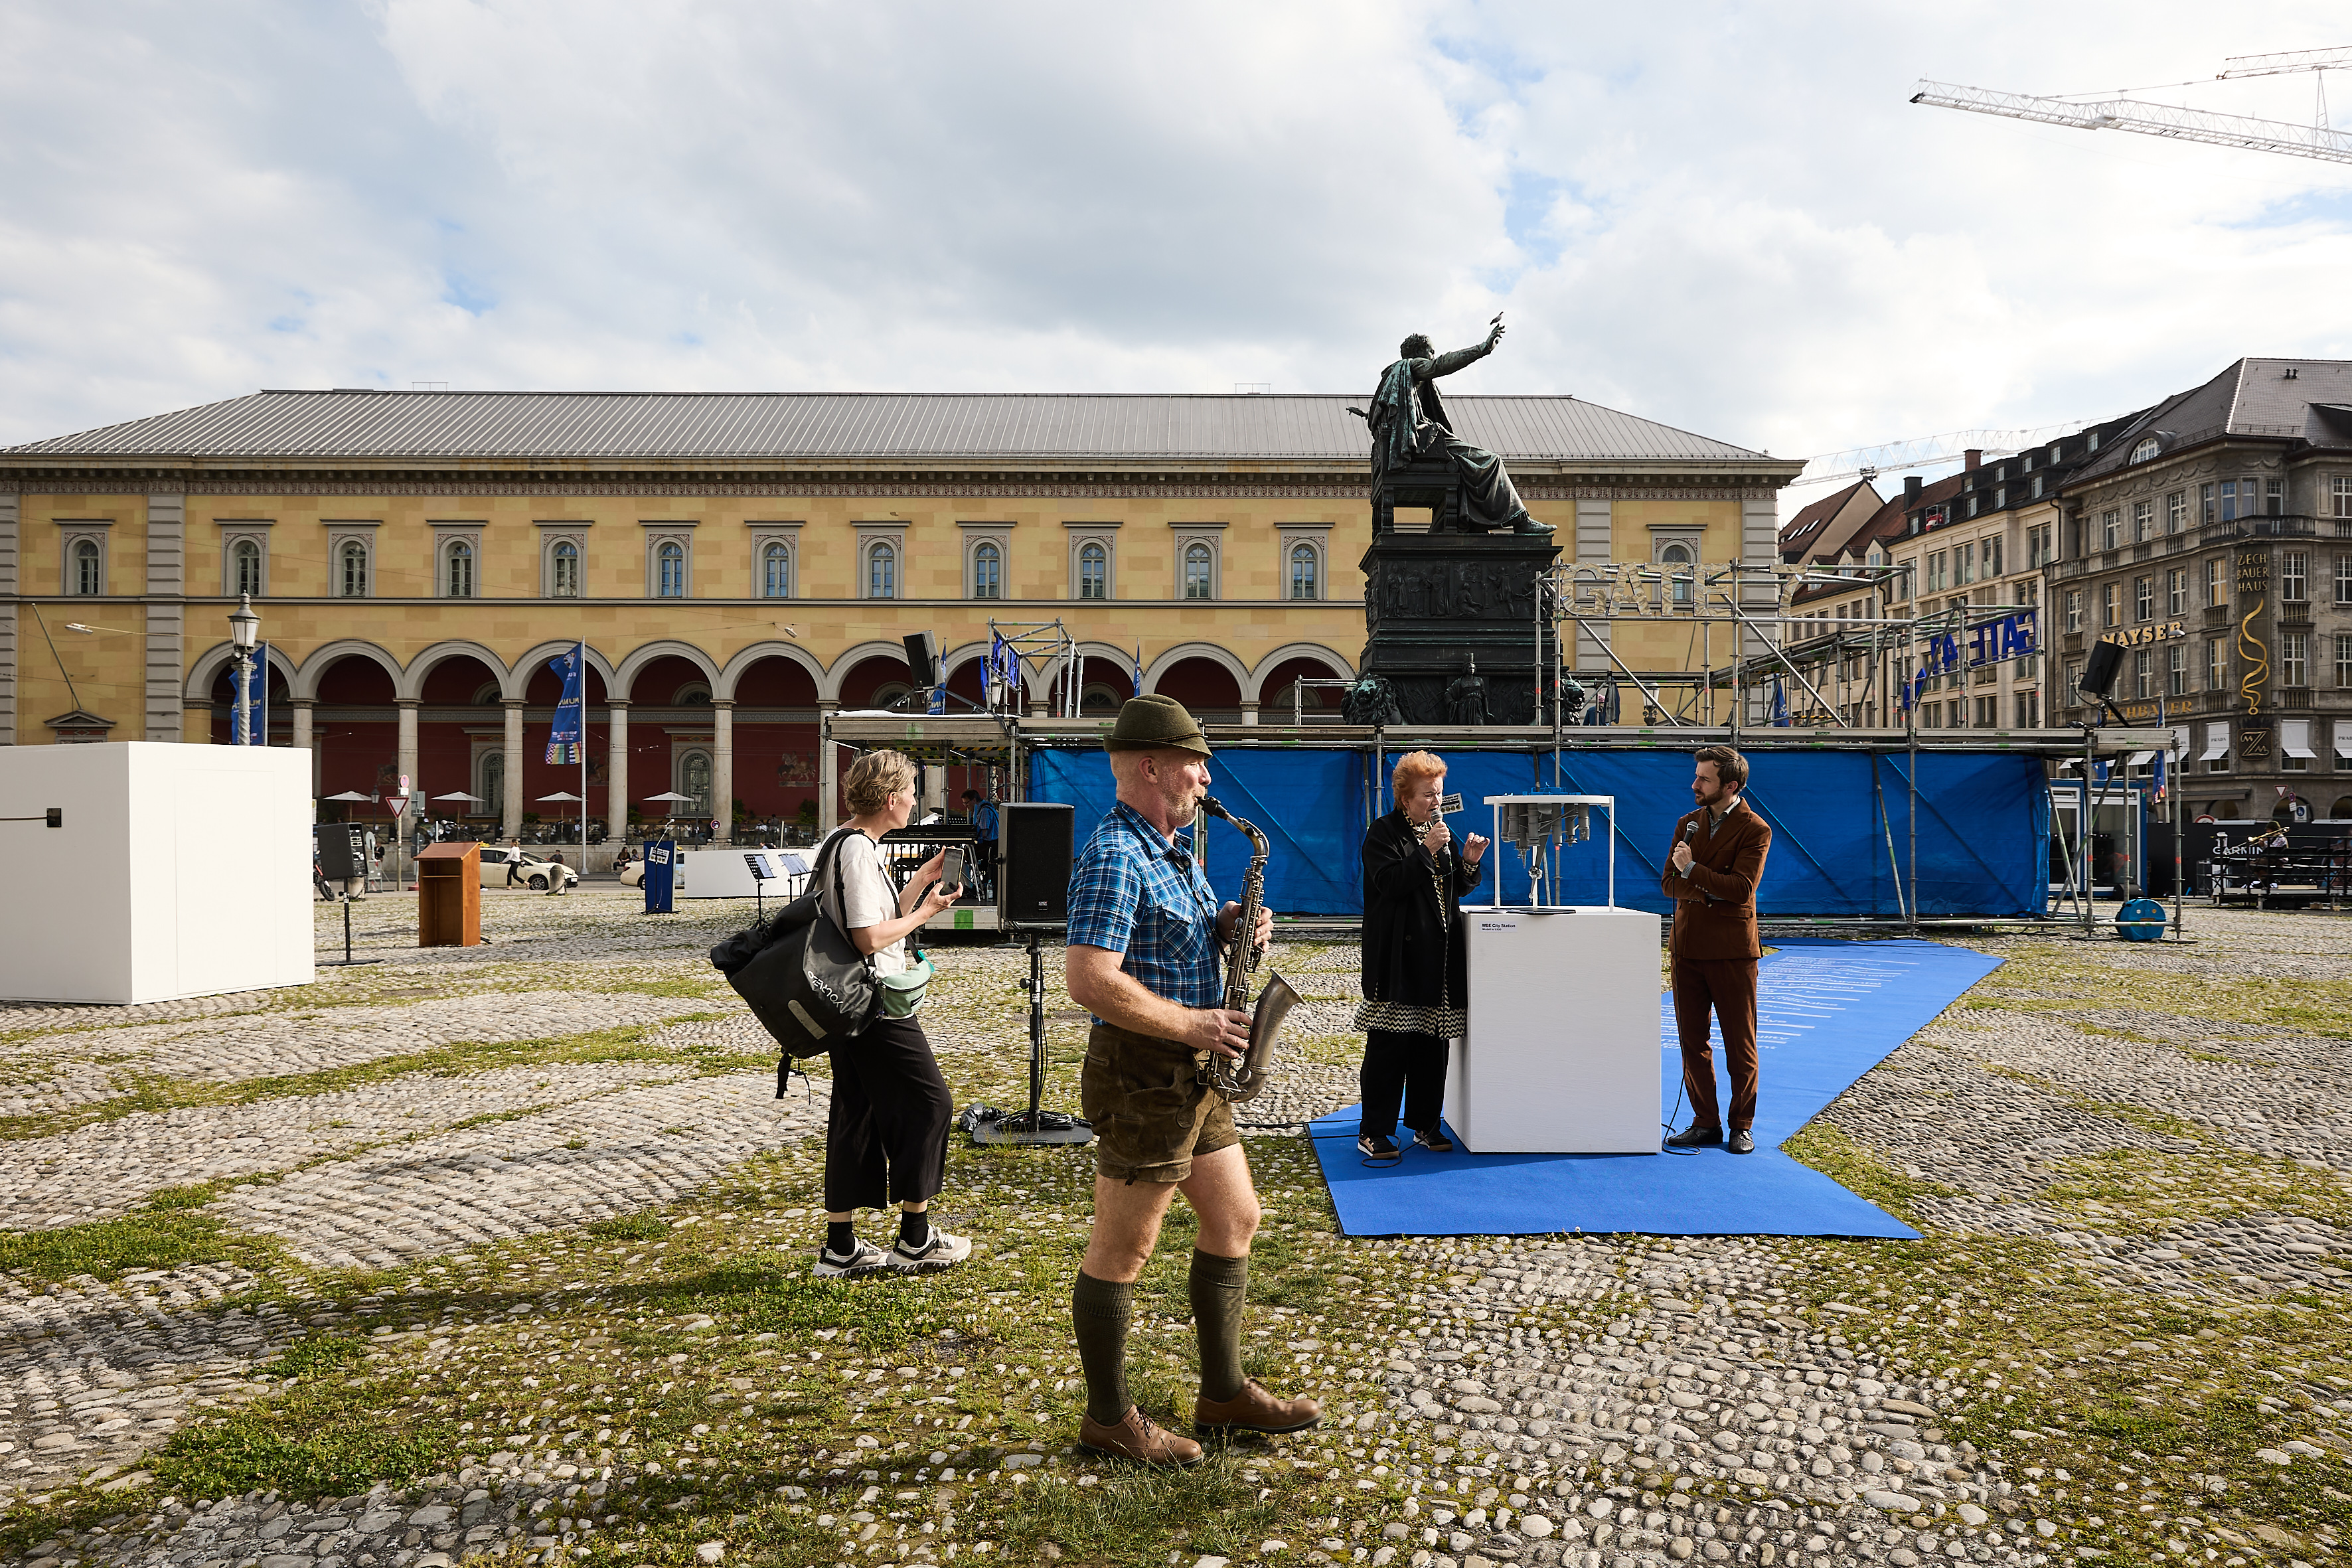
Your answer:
[1366,322,1551,536]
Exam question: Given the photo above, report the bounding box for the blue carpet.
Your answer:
[1309,939,2001,1238]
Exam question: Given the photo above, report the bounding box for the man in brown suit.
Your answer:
[1662,745,1772,1154]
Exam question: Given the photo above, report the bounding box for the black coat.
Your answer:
[1360,809,1484,1007]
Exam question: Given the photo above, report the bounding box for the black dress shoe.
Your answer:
[1727,1129,1755,1154]
[1664,1123,1723,1148]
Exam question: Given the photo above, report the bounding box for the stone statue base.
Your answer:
[1359,532,1563,726]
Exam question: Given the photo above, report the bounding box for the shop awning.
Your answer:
[2282,720,2315,759]
[2199,725,2229,761]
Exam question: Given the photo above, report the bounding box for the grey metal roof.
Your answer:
[3,390,1773,465]
[2070,357,2352,484]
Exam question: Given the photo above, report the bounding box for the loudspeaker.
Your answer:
[998,801,1074,930]
[902,631,939,690]
[2078,639,2124,699]
[315,824,362,881]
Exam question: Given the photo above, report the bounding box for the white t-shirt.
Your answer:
[823,830,909,977]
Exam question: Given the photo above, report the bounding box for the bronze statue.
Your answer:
[1445,657,1492,725]
[1366,319,1553,536]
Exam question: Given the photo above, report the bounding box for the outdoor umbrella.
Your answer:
[433,791,485,803]
[538,791,586,802]
[643,791,697,803]
[323,790,373,802]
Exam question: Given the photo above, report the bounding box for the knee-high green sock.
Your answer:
[1190,1249,1250,1402]
[1071,1271,1135,1425]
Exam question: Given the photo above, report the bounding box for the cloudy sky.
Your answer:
[5,0,2350,496]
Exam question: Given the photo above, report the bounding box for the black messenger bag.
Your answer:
[708,832,880,1092]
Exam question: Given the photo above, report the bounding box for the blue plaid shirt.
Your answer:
[1066,800,1224,1012]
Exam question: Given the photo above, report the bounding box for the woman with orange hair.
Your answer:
[1354,750,1488,1160]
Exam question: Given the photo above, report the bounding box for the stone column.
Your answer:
[711,700,735,843]
[396,700,420,807]
[292,700,315,794]
[818,698,840,834]
[1240,699,1259,727]
[183,702,212,743]
[502,700,525,841]
[607,701,631,844]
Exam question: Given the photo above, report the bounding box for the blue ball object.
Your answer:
[2115,897,2166,942]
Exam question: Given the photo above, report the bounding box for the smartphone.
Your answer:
[941,847,965,890]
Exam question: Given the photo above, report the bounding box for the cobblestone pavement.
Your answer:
[0,892,2345,1568]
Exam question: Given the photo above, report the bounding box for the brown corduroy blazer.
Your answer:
[1661,799,1772,961]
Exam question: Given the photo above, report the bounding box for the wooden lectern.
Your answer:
[416,842,483,947]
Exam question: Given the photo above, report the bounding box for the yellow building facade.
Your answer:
[0,389,1793,838]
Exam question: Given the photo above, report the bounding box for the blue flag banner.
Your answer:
[235,643,270,745]
[547,643,585,764]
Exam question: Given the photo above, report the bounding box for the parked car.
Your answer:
[618,858,645,888]
[477,844,580,892]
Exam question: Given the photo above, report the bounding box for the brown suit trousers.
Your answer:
[1662,801,1771,1133]
[1672,956,1759,1131]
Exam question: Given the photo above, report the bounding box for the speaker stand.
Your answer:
[968,933,1093,1146]
[320,893,384,967]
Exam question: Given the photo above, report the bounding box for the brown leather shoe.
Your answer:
[1077,1405,1203,1467]
[1194,1378,1322,1435]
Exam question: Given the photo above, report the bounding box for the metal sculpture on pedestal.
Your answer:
[1356,319,1563,725]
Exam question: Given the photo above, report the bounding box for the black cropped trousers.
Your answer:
[823,1013,953,1212]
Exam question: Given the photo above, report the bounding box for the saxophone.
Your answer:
[1196,795,1299,1103]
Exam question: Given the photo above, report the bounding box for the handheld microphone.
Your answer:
[1678,820,1697,878]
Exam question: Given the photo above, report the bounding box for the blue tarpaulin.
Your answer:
[1028,745,2048,919]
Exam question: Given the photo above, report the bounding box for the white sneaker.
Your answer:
[887,1227,972,1273]
[813,1237,888,1279]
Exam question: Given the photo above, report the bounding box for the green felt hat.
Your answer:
[1105,694,1211,756]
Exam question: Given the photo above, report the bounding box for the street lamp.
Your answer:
[229,592,260,745]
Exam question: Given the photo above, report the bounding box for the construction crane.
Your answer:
[1911,51,2352,165]
[2216,44,2350,130]
[1787,422,2084,489]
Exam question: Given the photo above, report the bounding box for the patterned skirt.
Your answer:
[1353,998,1466,1040]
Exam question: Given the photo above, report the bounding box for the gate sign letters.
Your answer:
[1919,609,2037,676]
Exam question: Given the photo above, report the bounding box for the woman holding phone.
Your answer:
[813,749,971,1277]
[1354,750,1488,1162]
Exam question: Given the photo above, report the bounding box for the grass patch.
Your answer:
[0,1192,289,1283]
[0,1019,755,1142]
[589,1212,674,1241]
[1004,1456,1283,1565]
[1780,1122,1961,1225]
[2043,1145,2352,1232]
[150,1379,454,1503]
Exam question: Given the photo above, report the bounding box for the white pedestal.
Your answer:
[0,742,317,1004]
[1447,905,1662,1154]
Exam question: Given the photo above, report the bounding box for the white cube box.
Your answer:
[1447,904,1662,1154]
[0,742,317,1004]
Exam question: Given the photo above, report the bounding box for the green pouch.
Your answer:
[879,956,934,1017]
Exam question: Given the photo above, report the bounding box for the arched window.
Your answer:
[1079,542,1107,599]
[1661,542,1693,605]
[2131,437,2161,464]
[338,540,368,598]
[72,538,102,595]
[445,540,475,598]
[657,541,686,597]
[762,542,791,599]
[973,541,1002,599]
[1289,542,1318,600]
[679,751,714,818]
[869,542,898,599]
[231,539,262,597]
[1183,542,1214,599]
[552,540,581,597]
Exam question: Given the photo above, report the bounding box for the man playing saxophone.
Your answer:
[1063,694,1318,1466]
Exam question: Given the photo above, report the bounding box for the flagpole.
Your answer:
[579,638,588,866]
